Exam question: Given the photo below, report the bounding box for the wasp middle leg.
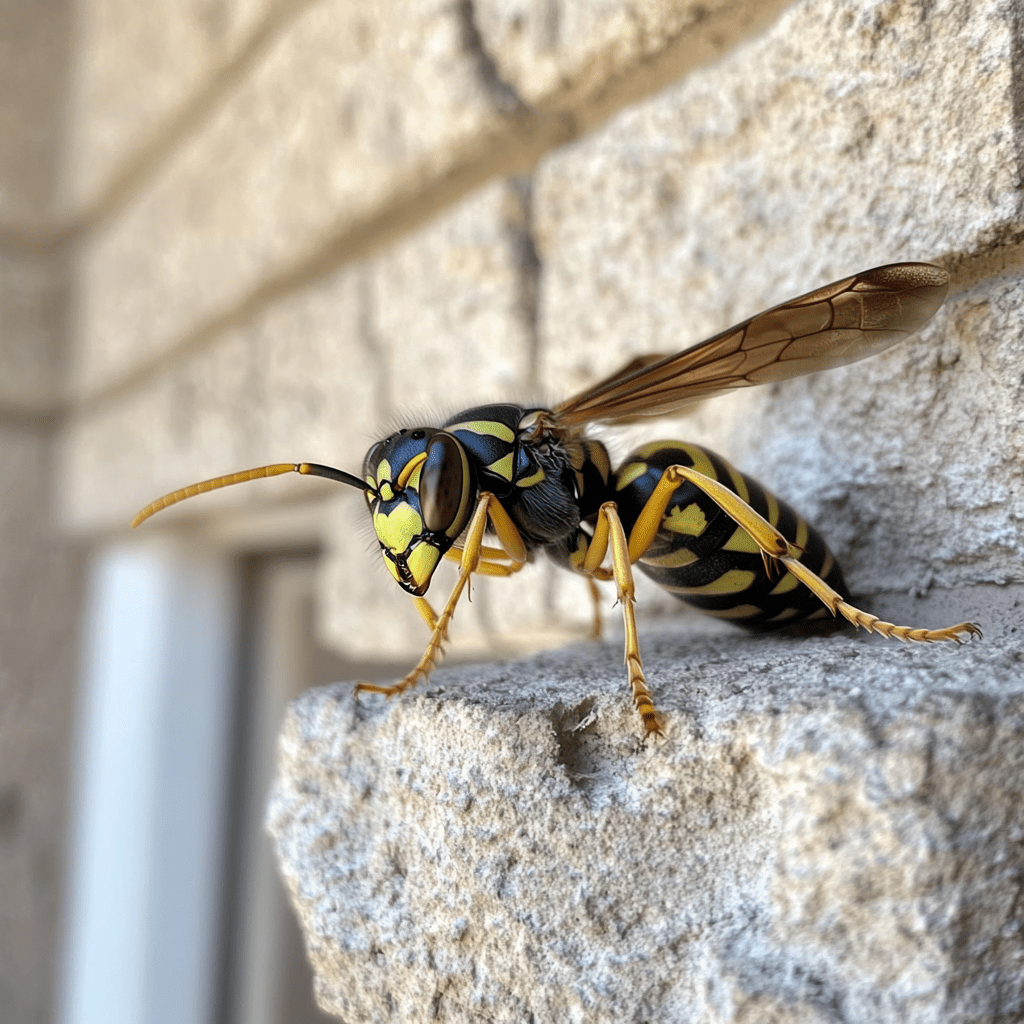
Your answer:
[580,502,663,739]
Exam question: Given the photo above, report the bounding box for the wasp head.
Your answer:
[363,428,475,596]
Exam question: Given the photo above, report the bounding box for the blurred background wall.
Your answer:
[1,0,1022,1021]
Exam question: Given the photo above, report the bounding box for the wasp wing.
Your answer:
[553,262,950,426]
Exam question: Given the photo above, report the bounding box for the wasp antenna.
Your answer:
[131,461,370,529]
[296,463,373,492]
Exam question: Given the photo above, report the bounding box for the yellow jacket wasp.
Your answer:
[132,262,981,737]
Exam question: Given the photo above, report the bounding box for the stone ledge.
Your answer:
[268,592,1024,1023]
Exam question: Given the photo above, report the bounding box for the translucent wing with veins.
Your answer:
[553,263,950,426]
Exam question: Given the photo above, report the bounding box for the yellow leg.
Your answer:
[357,494,530,700]
[585,501,663,738]
[356,493,493,699]
[664,464,982,645]
[587,577,603,640]
[445,545,529,577]
[414,596,438,631]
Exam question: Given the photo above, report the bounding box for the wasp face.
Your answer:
[363,428,475,596]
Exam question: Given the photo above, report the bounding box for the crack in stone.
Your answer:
[509,175,542,396]
[457,0,530,115]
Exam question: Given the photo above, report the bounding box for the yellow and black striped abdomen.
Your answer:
[613,441,850,630]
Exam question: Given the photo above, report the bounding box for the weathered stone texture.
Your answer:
[475,0,736,107]
[0,247,67,408]
[269,622,1024,1023]
[370,179,536,413]
[70,0,514,398]
[61,0,286,213]
[534,0,1024,598]
[0,0,72,227]
[0,425,84,1024]
[61,264,374,531]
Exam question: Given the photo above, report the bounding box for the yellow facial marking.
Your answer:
[448,419,515,442]
[667,569,755,596]
[396,451,427,489]
[379,482,395,501]
[375,458,393,487]
[723,526,760,554]
[373,502,423,552]
[616,462,648,491]
[364,474,376,489]
[663,503,708,537]
[382,551,403,585]
[516,467,546,488]
[486,453,515,480]
[639,547,698,569]
[407,544,441,589]
[769,572,800,595]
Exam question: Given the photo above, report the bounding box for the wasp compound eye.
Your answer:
[419,433,467,534]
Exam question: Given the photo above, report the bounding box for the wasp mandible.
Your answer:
[133,262,981,737]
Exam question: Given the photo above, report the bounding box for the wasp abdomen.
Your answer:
[613,441,850,630]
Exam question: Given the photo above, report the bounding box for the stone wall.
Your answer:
[43,0,1024,1020]
[0,2,85,1022]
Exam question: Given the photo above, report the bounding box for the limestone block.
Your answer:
[0,424,84,1024]
[535,0,1023,598]
[474,0,771,111]
[269,616,1024,1023]
[61,0,280,213]
[59,266,375,532]
[371,179,535,414]
[0,0,71,227]
[0,246,67,408]
[71,0,513,398]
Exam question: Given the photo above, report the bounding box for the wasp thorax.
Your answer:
[362,427,475,596]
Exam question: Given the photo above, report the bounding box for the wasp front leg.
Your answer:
[356,493,527,701]
[580,502,663,739]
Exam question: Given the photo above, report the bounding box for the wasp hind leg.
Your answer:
[355,492,527,701]
[583,502,663,739]
[651,465,982,644]
[586,577,604,641]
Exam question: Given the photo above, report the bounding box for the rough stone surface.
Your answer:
[534,0,1024,599]
[70,0,514,397]
[0,246,68,409]
[0,0,72,227]
[0,424,85,1024]
[370,179,535,414]
[61,264,374,532]
[474,0,737,108]
[269,610,1024,1023]
[61,0,283,213]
